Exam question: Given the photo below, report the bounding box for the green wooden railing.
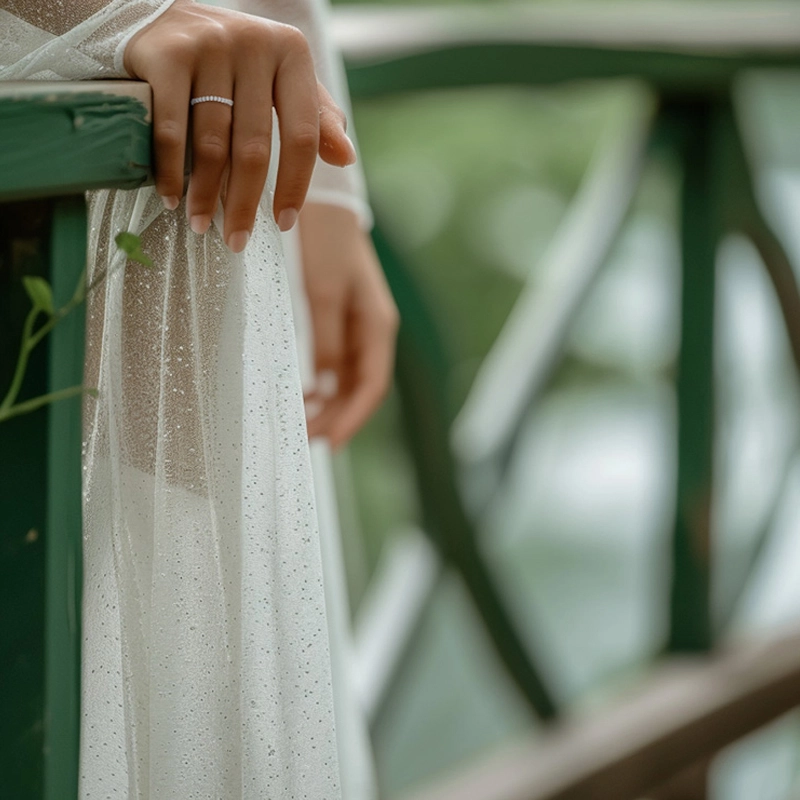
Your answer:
[4,4,800,799]
[337,4,800,798]
[0,81,152,800]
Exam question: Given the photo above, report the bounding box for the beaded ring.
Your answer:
[190,95,234,108]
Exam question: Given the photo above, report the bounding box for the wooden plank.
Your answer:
[43,198,86,800]
[375,226,560,721]
[451,105,652,472]
[400,626,800,800]
[333,3,800,60]
[333,5,800,96]
[0,81,151,202]
[353,528,441,722]
[666,98,724,654]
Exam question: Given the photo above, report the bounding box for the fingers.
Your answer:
[317,83,357,168]
[123,1,360,246]
[272,30,320,232]
[308,275,398,449]
[330,307,397,448]
[311,287,347,380]
[221,40,274,249]
[304,287,346,440]
[186,74,234,235]
[149,59,192,209]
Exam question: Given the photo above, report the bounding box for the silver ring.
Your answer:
[190,95,234,108]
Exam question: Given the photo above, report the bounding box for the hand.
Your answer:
[123,0,356,251]
[299,204,399,449]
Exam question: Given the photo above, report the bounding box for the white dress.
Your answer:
[0,1,375,797]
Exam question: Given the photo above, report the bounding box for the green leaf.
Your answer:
[115,231,154,269]
[115,231,140,253]
[22,276,54,315]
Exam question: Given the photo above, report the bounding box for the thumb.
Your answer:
[316,82,357,167]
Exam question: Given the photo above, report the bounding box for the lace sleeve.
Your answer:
[0,0,178,80]
[234,0,373,229]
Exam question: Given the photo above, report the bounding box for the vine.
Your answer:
[0,232,152,423]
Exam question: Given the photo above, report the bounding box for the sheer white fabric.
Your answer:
[0,0,374,797]
[281,227,377,800]
[0,0,179,79]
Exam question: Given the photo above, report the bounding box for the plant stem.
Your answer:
[0,265,103,413]
[0,305,42,411]
[0,385,96,423]
[27,267,99,351]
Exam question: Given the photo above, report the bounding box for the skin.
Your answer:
[123,0,357,251]
[299,204,399,448]
[125,0,399,444]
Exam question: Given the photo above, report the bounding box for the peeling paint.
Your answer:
[0,90,151,201]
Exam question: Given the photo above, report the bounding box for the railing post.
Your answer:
[665,96,724,658]
[43,197,86,800]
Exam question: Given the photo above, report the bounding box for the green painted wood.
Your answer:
[337,4,800,99]
[345,43,800,100]
[0,201,52,800]
[43,198,86,800]
[0,86,151,202]
[713,103,800,632]
[665,98,723,654]
[373,226,559,722]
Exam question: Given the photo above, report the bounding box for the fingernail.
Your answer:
[190,214,211,235]
[162,195,179,211]
[227,230,250,253]
[277,208,298,232]
[343,136,357,165]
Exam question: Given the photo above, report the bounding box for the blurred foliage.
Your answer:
[333,2,800,797]
[343,79,669,591]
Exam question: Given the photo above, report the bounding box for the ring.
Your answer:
[190,95,234,108]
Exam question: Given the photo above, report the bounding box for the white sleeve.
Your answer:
[234,0,373,229]
[0,0,179,80]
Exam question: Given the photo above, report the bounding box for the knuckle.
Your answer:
[236,138,271,170]
[288,122,320,154]
[279,23,309,52]
[319,103,347,134]
[325,103,347,126]
[153,121,184,152]
[237,21,270,53]
[197,22,230,56]
[194,132,229,164]
[154,32,195,66]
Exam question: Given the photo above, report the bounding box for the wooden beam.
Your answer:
[353,528,441,722]
[0,81,151,202]
[400,626,800,800]
[333,3,800,62]
[451,104,652,473]
[333,4,800,97]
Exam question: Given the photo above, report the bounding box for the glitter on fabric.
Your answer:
[0,0,375,796]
